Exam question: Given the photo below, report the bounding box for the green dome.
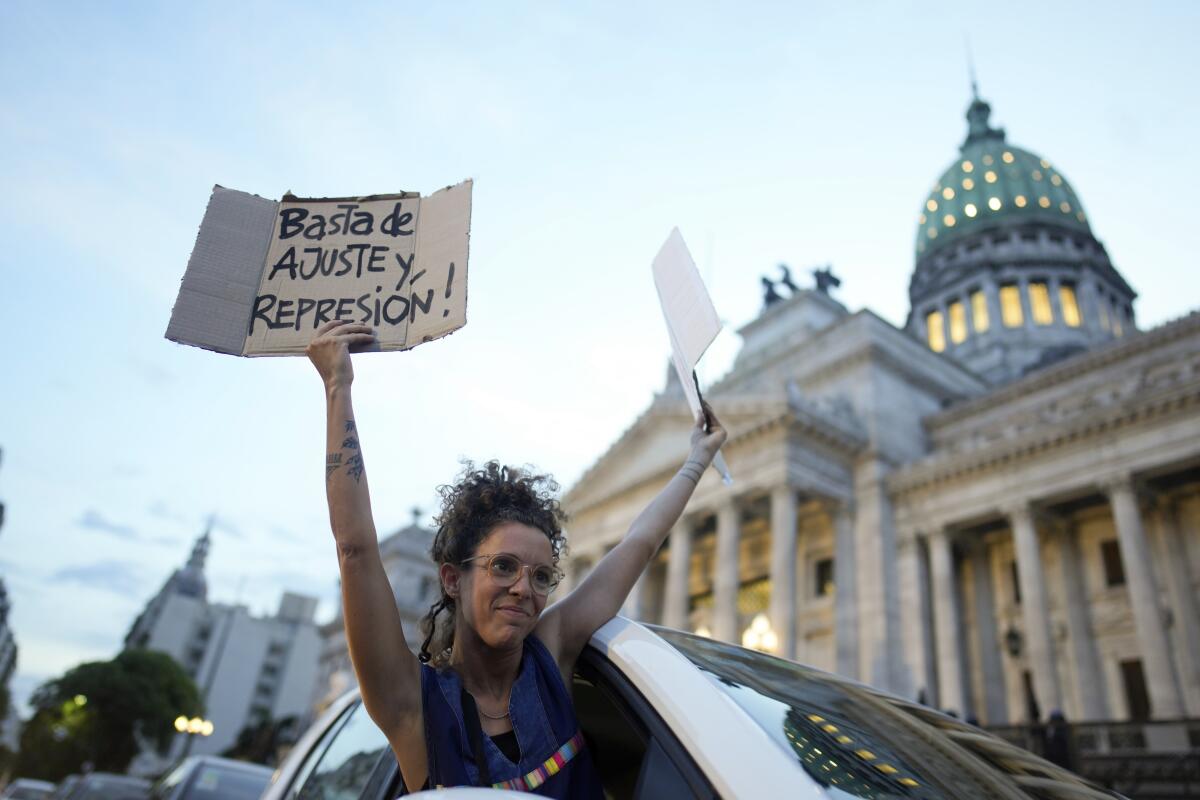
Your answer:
[915,95,1091,260]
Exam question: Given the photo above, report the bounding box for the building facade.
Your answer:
[561,92,1200,732]
[124,530,321,772]
[311,511,439,713]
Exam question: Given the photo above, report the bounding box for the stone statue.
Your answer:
[778,264,799,294]
[813,264,841,295]
[761,276,783,306]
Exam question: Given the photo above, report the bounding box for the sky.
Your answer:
[1,1,1198,714]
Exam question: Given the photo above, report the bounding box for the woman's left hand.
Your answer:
[689,400,727,462]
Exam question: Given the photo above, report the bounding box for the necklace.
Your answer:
[468,691,510,719]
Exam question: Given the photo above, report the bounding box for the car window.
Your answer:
[150,759,191,799]
[656,628,1119,800]
[292,699,390,800]
[180,765,271,800]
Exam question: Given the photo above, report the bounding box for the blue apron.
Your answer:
[420,635,603,797]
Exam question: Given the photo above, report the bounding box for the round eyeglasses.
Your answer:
[462,553,562,596]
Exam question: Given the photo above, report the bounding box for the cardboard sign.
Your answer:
[166,180,472,356]
[651,228,732,484]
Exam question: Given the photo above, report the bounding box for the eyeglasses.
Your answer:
[462,553,562,596]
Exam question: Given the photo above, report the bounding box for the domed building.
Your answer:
[561,87,1200,772]
[908,89,1136,384]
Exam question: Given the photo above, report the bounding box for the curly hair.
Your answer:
[418,460,568,666]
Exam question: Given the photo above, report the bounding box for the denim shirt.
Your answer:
[420,635,603,797]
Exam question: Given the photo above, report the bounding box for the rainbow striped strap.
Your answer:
[492,730,586,792]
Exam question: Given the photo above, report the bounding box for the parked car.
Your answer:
[149,755,272,800]
[0,778,55,800]
[51,773,149,800]
[264,617,1123,799]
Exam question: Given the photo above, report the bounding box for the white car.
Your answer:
[264,617,1121,799]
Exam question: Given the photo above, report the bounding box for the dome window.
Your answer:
[942,187,955,200]
[1040,159,1051,169]
[1060,284,1082,327]
[982,154,994,166]
[1000,285,1024,328]
[927,199,938,212]
[918,213,927,224]
[962,177,975,190]
[1077,211,1087,223]
[1015,195,1028,208]
[985,170,998,183]
[1038,196,1051,208]
[1002,151,1015,164]
[926,310,946,353]
[943,214,956,227]
[971,290,990,332]
[964,203,978,218]
[962,160,974,173]
[988,197,1002,211]
[1060,201,1072,213]
[1032,170,1043,181]
[927,227,938,239]
[1051,174,1063,187]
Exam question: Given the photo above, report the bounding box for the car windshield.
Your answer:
[655,628,1117,800]
[181,765,271,800]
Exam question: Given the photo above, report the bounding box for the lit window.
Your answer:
[1015,195,1027,207]
[943,214,956,227]
[962,160,974,173]
[1032,170,1043,181]
[985,170,997,183]
[988,197,1002,211]
[949,301,967,343]
[962,177,975,190]
[926,311,946,352]
[942,187,955,199]
[1002,151,1015,163]
[927,199,938,212]
[965,203,978,217]
[927,227,937,239]
[971,290,989,332]
[1060,285,1081,327]
[918,213,926,224]
[1099,300,1111,331]
[1039,196,1051,208]
[1077,211,1087,223]
[1000,285,1024,327]
[982,154,994,165]
[1029,282,1053,325]
[1113,312,1124,337]
[1060,201,1071,213]
[1051,174,1063,186]
[1040,159,1051,169]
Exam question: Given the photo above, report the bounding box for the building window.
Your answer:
[1059,284,1082,327]
[1010,561,1021,604]
[948,301,967,344]
[971,290,989,332]
[1000,284,1024,327]
[1098,297,1111,331]
[814,558,834,598]
[926,310,946,353]
[1029,282,1054,325]
[1120,659,1151,721]
[1101,539,1125,586]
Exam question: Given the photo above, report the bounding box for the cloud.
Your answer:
[51,561,142,595]
[77,509,138,540]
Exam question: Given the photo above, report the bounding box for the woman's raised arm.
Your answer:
[306,320,426,788]
[540,403,727,669]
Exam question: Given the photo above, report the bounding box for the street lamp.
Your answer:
[175,715,215,739]
[742,613,778,653]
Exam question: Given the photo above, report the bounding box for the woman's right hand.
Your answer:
[305,320,377,389]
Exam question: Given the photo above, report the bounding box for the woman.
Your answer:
[306,319,727,795]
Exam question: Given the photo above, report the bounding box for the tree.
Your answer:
[221,715,299,765]
[16,649,201,780]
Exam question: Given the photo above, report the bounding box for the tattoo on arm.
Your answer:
[342,436,359,450]
[325,453,342,481]
[329,421,365,483]
[346,453,365,483]
[345,420,356,433]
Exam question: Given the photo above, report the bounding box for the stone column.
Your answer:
[713,501,741,642]
[833,502,858,678]
[897,532,934,700]
[1008,502,1063,717]
[854,457,902,692]
[1106,475,1185,718]
[1057,525,1108,719]
[769,486,798,660]
[969,542,1007,724]
[929,528,967,714]
[663,521,693,630]
[1152,497,1200,715]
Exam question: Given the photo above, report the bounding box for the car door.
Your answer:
[271,698,396,800]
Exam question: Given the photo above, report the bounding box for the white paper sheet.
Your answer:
[651,228,732,484]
